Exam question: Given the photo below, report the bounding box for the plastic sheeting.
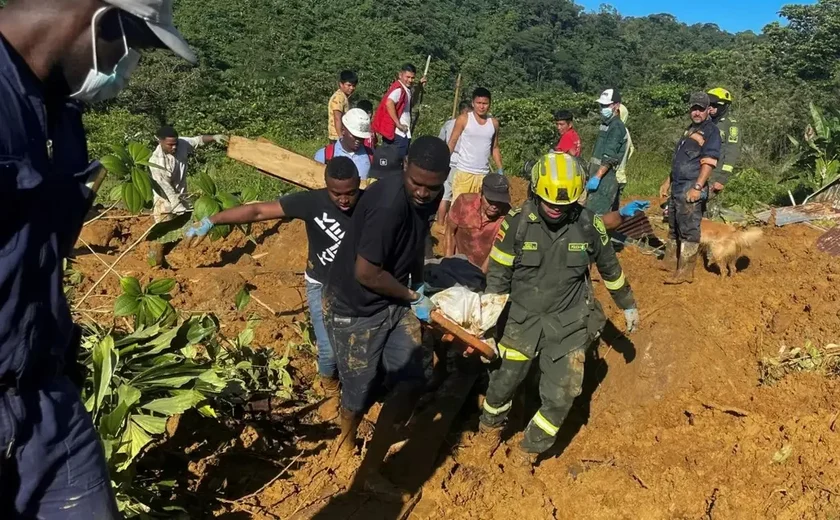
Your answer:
[430,286,508,338]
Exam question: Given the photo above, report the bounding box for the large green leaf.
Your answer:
[131,414,167,435]
[147,212,192,243]
[121,182,144,214]
[142,295,169,322]
[92,336,118,416]
[120,276,142,297]
[193,195,221,221]
[186,317,217,345]
[196,170,217,196]
[100,155,129,177]
[114,294,140,317]
[100,384,142,438]
[141,390,205,415]
[239,186,258,203]
[217,191,240,210]
[117,419,153,470]
[131,167,153,203]
[235,285,251,311]
[114,324,162,348]
[146,278,176,295]
[127,141,152,164]
[130,362,205,387]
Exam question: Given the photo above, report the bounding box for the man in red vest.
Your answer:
[372,63,427,160]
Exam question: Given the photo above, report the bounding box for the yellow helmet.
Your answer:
[530,152,584,205]
[707,87,732,104]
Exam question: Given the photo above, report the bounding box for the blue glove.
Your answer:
[185,216,214,239]
[586,176,601,191]
[410,293,435,323]
[619,200,651,218]
[624,308,640,334]
[497,168,505,176]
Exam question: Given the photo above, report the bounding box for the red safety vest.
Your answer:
[371,80,408,141]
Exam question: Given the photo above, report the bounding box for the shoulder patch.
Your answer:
[593,215,609,246]
[522,241,538,251]
[528,212,538,222]
[728,126,739,143]
[508,207,522,217]
[496,229,506,242]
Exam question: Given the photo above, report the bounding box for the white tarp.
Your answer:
[430,287,508,338]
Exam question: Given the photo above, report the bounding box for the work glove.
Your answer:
[496,168,505,176]
[410,292,435,323]
[213,134,229,145]
[184,216,214,247]
[586,176,601,192]
[619,200,651,218]
[624,308,640,334]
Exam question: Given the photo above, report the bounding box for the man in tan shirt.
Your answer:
[328,70,358,141]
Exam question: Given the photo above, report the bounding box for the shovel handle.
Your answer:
[429,310,496,360]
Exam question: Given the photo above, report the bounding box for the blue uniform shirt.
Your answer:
[670,118,721,187]
[0,36,95,381]
[313,140,372,180]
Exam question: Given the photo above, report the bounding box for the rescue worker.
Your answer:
[0,0,196,517]
[706,88,741,217]
[477,152,640,469]
[586,88,628,215]
[659,92,722,284]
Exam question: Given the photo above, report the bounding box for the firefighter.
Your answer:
[706,87,741,217]
[477,152,640,470]
[659,92,722,284]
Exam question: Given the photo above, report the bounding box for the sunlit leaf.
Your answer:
[146,278,176,295]
[120,276,142,297]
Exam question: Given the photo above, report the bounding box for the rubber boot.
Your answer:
[507,446,537,475]
[665,242,700,285]
[330,408,362,464]
[474,421,504,458]
[317,377,341,422]
[660,239,678,273]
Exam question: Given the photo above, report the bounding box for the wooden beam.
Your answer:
[227,136,325,190]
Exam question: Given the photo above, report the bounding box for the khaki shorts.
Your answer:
[451,170,485,202]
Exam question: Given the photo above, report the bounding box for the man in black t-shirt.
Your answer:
[323,136,450,495]
[185,157,362,421]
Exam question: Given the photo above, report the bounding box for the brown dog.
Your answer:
[699,220,763,277]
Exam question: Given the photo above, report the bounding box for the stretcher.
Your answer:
[429,310,496,360]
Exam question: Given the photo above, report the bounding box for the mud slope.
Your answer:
[71,208,840,519]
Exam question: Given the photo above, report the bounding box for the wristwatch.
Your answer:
[693,183,704,190]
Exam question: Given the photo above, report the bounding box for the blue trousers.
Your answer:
[383,135,410,161]
[0,376,119,519]
[305,280,337,379]
[325,304,424,413]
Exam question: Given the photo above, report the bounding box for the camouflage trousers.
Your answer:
[480,342,586,454]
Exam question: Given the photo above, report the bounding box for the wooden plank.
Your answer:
[227,136,325,190]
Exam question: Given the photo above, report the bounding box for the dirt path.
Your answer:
[71,204,840,519]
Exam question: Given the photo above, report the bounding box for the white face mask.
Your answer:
[70,7,140,103]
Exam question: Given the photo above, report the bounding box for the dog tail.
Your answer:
[735,228,763,249]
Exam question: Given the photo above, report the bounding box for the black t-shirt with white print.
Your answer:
[279,189,362,284]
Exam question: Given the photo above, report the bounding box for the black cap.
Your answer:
[369,145,403,179]
[689,92,711,109]
[481,174,511,204]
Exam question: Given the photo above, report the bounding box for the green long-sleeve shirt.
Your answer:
[591,116,628,171]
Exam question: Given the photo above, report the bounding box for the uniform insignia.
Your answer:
[728,126,739,143]
[522,242,538,251]
[568,242,588,251]
[508,208,522,216]
[496,230,506,242]
[501,220,509,231]
[593,215,609,245]
[528,213,538,222]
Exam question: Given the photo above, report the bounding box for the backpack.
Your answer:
[325,142,374,164]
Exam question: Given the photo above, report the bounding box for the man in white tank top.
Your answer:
[447,87,503,202]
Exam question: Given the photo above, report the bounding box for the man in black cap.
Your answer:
[445,174,511,272]
[659,92,721,284]
[366,144,403,185]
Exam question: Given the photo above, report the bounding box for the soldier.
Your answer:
[706,88,741,217]
[659,92,722,284]
[476,152,640,470]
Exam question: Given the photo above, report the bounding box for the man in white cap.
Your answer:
[0,0,196,517]
[586,88,628,216]
[315,108,374,180]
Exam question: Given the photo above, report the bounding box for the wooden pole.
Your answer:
[451,73,462,118]
[423,55,431,77]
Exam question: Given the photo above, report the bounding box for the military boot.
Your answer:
[507,446,538,475]
[474,421,504,458]
[665,242,700,285]
[660,239,678,273]
[317,376,341,422]
[330,408,362,464]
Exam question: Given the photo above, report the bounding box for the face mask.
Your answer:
[70,8,140,103]
[600,107,614,120]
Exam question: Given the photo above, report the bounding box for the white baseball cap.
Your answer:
[597,88,621,105]
[342,108,372,139]
[105,0,196,64]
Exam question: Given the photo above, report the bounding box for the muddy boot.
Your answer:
[330,408,362,464]
[665,242,700,285]
[317,377,341,422]
[361,470,408,501]
[474,421,504,458]
[660,239,678,273]
[507,446,537,476]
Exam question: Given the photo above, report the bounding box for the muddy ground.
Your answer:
[72,190,840,520]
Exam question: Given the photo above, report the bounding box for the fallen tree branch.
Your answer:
[78,237,123,281]
[83,200,120,226]
[701,402,749,417]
